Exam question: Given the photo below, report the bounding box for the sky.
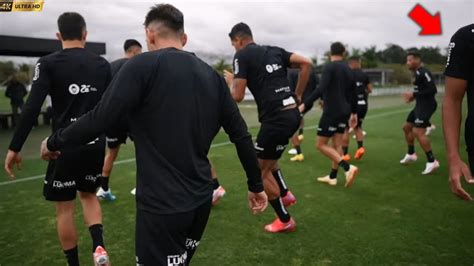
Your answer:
[0,0,472,64]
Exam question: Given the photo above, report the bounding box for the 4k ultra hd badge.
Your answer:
[0,0,44,12]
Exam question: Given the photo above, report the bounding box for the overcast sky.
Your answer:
[0,0,472,64]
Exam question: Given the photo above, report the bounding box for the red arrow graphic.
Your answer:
[408,3,442,35]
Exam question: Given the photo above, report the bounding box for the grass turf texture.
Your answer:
[0,95,473,265]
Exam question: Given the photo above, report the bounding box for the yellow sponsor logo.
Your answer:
[0,0,44,12]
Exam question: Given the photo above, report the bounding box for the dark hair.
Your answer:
[406,51,421,59]
[349,55,360,61]
[57,12,86,41]
[123,39,142,52]
[229,22,253,39]
[330,42,345,56]
[144,4,184,33]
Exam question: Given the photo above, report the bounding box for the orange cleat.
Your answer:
[342,154,351,161]
[281,191,297,207]
[354,147,365,160]
[264,218,296,233]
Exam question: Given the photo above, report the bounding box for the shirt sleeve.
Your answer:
[218,75,264,193]
[444,29,473,80]
[9,59,50,152]
[47,56,149,151]
[233,50,248,79]
[280,48,293,67]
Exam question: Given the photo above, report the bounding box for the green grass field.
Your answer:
[1,95,474,266]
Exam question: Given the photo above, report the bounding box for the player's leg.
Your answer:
[414,107,439,174]
[97,146,120,201]
[354,106,367,160]
[210,161,225,206]
[56,200,80,266]
[290,118,305,162]
[400,110,417,164]
[341,128,351,161]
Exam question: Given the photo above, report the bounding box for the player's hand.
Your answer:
[448,157,474,201]
[402,91,414,103]
[248,191,268,214]
[223,69,234,88]
[349,113,358,129]
[40,137,61,161]
[298,103,306,113]
[4,150,22,179]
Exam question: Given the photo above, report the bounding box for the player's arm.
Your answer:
[348,73,358,128]
[5,59,50,178]
[288,53,312,102]
[44,57,147,155]
[218,76,267,214]
[443,29,474,200]
[302,66,329,111]
[366,75,373,94]
[224,52,248,103]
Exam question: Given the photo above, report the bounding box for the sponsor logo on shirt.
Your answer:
[233,59,239,75]
[254,143,264,151]
[356,81,364,87]
[33,63,40,81]
[186,238,200,250]
[68,83,98,95]
[446,42,455,67]
[52,180,76,189]
[275,86,290,93]
[167,251,187,266]
[265,64,282,73]
[424,72,431,82]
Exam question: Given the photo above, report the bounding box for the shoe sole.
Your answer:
[264,224,297,233]
[95,255,108,265]
[345,167,359,188]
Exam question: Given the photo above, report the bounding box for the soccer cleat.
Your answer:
[130,188,136,195]
[96,188,116,201]
[344,165,359,188]
[264,217,296,233]
[421,160,440,175]
[281,191,297,207]
[353,130,367,139]
[317,175,337,186]
[288,148,297,155]
[400,153,418,164]
[290,154,304,162]
[297,134,304,141]
[93,246,109,266]
[425,125,436,136]
[212,186,226,206]
[342,154,351,161]
[354,147,365,160]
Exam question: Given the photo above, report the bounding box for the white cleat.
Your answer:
[288,148,297,155]
[344,165,358,188]
[400,153,418,164]
[130,188,136,195]
[317,175,337,186]
[422,160,440,175]
[425,125,436,136]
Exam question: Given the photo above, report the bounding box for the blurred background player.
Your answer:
[300,42,359,187]
[401,51,439,175]
[225,22,312,233]
[443,24,474,200]
[96,39,142,201]
[342,56,372,161]
[287,67,319,162]
[4,12,111,266]
[4,75,27,127]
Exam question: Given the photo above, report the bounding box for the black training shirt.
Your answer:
[110,58,128,77]
[412,66,437,107]
[444,24,474,149]
[47,48,264,214]
[9,48,111,152]
[287,68,319,104]
[233,43,295,122]
[305,61,357,118]
[352,69,370,105]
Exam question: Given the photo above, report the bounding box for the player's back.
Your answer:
[42,48,110,131]
[322,61,354,117]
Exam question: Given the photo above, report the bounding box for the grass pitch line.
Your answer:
[0,107,410,187]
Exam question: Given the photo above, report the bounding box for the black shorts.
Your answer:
[406,103,437,128]
[106,132,129,149]
[255,108,301,160]
[356,104,368,128]
[43,138,105,201]
[135,198,212,266]
[317,113,350,137]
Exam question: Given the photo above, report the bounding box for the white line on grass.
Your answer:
[0,107,410,187]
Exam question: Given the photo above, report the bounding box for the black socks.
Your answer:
[272,169,288,197]
[269,198,291,223]
[63,246,79,266]
[101,176,109,191]
[89,224,104,253]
